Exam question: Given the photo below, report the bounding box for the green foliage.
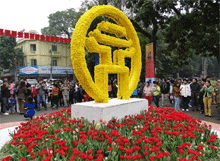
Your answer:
[165,0,219,65]
[0,35,24,70]
[41,8,79,38]
[126,0,219,67]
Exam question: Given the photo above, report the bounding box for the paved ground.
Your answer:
[0,104,68,125]
[0,100,220,125]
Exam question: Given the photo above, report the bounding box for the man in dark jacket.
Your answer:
[190,78,200,111]
[199,79,206,114]
[137,80,145,98]
[160,79,170,107]
[24,79,32,99]
[1,80,10,115]
[35,79,47,111]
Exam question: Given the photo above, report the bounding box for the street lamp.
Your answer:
[49,49,53,79]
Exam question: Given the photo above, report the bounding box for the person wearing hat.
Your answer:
[214,80,220,120]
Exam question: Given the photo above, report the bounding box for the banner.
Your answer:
[20,66,38,74]
[19,66,73,75]
[0,28,71,44]
[145,43,155,86]
[38,66,73,74]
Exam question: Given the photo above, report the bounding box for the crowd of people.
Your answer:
[0,78,92,118]
[1,76,220,120]
[142,77,220,120]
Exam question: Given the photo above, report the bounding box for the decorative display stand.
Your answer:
[71,5,148,121]
[72,98,148,123]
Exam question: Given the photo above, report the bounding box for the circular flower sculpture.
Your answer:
[71,5,142,103]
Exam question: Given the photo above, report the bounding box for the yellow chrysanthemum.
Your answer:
[71,5,141,103]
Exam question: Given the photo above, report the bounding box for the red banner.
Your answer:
[5,30,11,36]
[64,38,68,43]
[51,36,55,42]
[60,37,63,43]
[0,29,3,35]
[35,34,40,40]
[11,31,17,37]
[30,33,35,39]
[0,29,71,44]
[24,33,29,38]
[18,32,23,38]
[46,35,50,41]
[146,43,155,78]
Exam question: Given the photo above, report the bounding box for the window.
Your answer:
[21,46,23,52]
[52,45,57,52]
[30,44,36,51]
[52,60,57,66]
[31,59,37,66]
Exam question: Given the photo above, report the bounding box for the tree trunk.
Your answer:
[177,70,180,79]
[203,57,208,78]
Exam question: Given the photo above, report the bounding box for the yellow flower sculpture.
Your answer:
[71,5,142,103]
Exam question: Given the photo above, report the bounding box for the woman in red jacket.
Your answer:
[32,85,38,109]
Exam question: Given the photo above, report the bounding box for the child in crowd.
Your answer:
[9,95,16,114]
[24,96,35,120]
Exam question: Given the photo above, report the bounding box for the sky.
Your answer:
[0,0,82,34]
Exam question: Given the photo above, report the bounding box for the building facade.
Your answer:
[14,30,74,79]
[16,30,72,68]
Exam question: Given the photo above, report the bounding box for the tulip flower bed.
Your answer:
[2,106,220,161]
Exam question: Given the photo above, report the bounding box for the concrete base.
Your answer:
[71,98,148,123]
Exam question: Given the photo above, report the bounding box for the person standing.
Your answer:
[61,80,70,107]
[173,82,182,111]
[108,80,112,98]
[32,85,38,109]
[52,84,59,109]
[9,95,16,114]
[9,80,15,96]
[35,79,47,111]
[71,82,76,104]
[17,81,27,114]
[200,80,214,117]
[47,80,53,104]
[213,80,220,120]
[169,80,174,104]
[190,78,200,111]
[112,79,118,98]
[199,79,206,114]
[152,81,160,107]
[160,79,170,107]
[1,80,10,115]
[76,84,84,103]
[69,82,74,105]
[58,82,64,107]
[180,79,191,111]
[24,79,32,99]
[137,80,144,98]
[143,81,153,107]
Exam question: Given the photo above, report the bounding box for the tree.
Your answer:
[125,0,219,68]
[41,8,78,38]
[0,35,24,70]
[165,0,219,65]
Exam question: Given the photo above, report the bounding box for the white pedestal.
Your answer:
[71,98,148,123]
